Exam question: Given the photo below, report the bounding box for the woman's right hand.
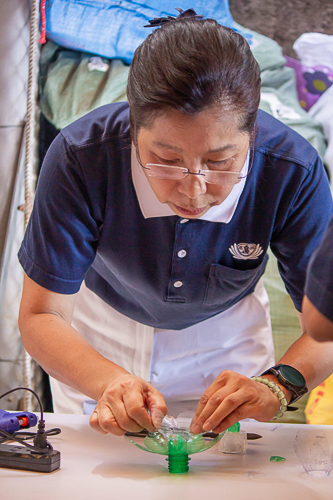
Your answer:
[89,373,167,436]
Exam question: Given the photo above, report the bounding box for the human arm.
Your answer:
[302,216,333,342]
[302,296,333,342]
[190,311,333,434]
[18,273,167,435]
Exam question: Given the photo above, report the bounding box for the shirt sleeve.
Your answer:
[304,215,333,321]
[270,154,333,312]
[18,132,103,294]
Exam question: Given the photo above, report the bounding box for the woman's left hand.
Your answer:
[190,370,282,434]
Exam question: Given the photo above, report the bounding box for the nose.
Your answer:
[177,170,207,199]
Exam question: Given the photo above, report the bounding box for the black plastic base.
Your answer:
[0,444,60,472]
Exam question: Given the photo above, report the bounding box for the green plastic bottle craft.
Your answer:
[125,412,225,474]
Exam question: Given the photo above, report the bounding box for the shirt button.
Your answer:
[173,281,183,288]
[178,249,187,258]
[180,218,189,224]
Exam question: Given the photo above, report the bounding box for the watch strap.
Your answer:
[261,364,308,405]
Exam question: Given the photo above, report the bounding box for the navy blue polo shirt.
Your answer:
[18,102,333,329]
[305,216,333,322]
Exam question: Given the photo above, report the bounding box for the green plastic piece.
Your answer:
[228,422,240,433]
[125,427,224,474]
[270,455,286,462]
[167,435,190,474]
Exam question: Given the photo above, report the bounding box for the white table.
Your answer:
[1,414,333,500]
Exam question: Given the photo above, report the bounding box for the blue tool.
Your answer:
[0,409,38,433]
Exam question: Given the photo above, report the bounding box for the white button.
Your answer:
[180,218,189,224]
[173,281,183,288]
[178,249,187,258]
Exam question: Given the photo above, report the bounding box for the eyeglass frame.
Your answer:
[135,126,256,187]
[141,162,247,186]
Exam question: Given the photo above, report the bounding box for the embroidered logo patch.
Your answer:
[229,243,263,260]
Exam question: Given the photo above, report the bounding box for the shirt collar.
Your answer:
[131,145,249,223]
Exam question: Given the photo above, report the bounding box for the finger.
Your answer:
[120,386,167,432]
[192,394,210,421]
[191,387,251,434]
[93,391,145,435]
[200,389,252,432]
[190,391,223,433]
[89,406,126,436]
[111,392,150,433]
[149,406,165,430]
[211,402,251,434]
[190,376,235,432]
[146,390,168,430]
[89,410,108,435]
[190,371,251,433]
[206,381,282,431]
[212,409,244,434]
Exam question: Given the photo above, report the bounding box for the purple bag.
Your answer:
[285,56,333,111]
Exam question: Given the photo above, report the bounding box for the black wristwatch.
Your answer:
[261,364,308,405]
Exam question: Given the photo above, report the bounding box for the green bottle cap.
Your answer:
[167,435,190,474]
[228,422,240,433]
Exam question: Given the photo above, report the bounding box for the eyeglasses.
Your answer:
[141,162,248,186]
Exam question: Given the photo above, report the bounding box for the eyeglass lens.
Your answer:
[144,164,242,186]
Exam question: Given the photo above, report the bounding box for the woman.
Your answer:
[18,10,333,436]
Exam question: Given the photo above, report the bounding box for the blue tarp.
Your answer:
[44,0,251,64]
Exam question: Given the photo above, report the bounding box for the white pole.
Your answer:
[23,0,40,411]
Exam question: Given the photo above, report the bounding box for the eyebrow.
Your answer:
[152,141,239,154]
[152,141,183,153]
[208,145,239,153]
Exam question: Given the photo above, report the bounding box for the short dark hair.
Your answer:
[127,18,261,142]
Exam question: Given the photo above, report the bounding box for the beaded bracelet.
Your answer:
[251,376,288,420]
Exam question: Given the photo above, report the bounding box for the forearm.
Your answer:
[302,295,333,342]
[276,331,333,392]
[19,311,128,402]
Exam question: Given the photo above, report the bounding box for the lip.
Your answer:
[174,204,207,216]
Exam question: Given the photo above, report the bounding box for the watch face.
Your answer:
[279,365,305,387]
